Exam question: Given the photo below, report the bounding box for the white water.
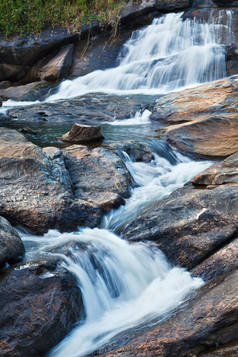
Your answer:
[46,10,233,101]
[9,9,228,356]
[20,149,211,357]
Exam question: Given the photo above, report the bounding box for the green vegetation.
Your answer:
[0,0,125,36]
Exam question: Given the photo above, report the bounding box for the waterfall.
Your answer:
[48,10,233,101]
[21,149,211,357]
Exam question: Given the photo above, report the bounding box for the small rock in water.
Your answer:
[20,127,37,135]
[61,123,104,144]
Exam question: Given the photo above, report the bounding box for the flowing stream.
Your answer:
[9,9,234,357]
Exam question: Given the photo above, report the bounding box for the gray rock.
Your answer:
[0,216,25,267]
[63,145,133,211]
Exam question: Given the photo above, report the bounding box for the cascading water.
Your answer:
[47,10,233,101]
[6,8,232,357]
[21,147,211,357]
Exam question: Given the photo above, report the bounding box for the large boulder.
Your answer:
[0,216,25,268]
[95,270,238,357]
[0,263,84,357]
[151,76,238,158]
[122,152,238,270]
[63,145,133,211]
[0,128,101,234]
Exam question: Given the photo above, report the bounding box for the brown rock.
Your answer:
[63,145,132,211]
[95,270,238,357]
[151,77,238,158]
[39,44,74,82]
[192,151,238,186]
[61,123,104,144]
[0,264,84,357]
[0,216,25,268]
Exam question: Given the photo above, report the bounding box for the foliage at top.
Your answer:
[0,0,124,37]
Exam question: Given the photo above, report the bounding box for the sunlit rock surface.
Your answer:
[151,77,238,157]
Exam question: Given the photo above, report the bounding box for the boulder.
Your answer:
[122,152,238,270]
[95,270,238,357]
[108,140,154,163]
[61,123,104,144]
[151,76,238,158]
[0,216,25,268]
[0,128,101,234]
[0,263,84,357]
[39,44,74,82]
[192,237,238,281]
[7,94,145,123]
[63,145,133,211]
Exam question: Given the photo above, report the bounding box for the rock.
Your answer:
[0,81,47,101]
[0,216,25,268]
[95,270,238,357]
[20,127,37,135]
[108,140,154,163]
[192,0,218,7]
[0,97,2,107]
[151,76,238,158]
[0,128,101,234]
[63,145,133,211]
[156,0,190,11]
[192,238,238,281]
[191,151,238,186]
[0,81,12,90]
[39,44,74,82]
[122,153,238,270]
[7,94,145,123]
[0,63,29,82]
[0,263,84,357]
[61,123,104,144]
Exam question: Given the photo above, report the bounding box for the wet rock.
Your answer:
[0,264,84,357]
[20,127,37,135]
[0,63,29,82]
[122,153,238,270]
[0,216,25,268]
[61,123,104,144]
[0,128,101,234]
[95,270,238,357]
[0,97,2,107]
[39,43,74,82]
[7,94,144,124]
[0,81,47,101]
[108,140,154,162]
[192,238,238,281]
[63,145,133,211]
[151,76,238,158]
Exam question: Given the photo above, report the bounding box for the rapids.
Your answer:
[3,9,235,357]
